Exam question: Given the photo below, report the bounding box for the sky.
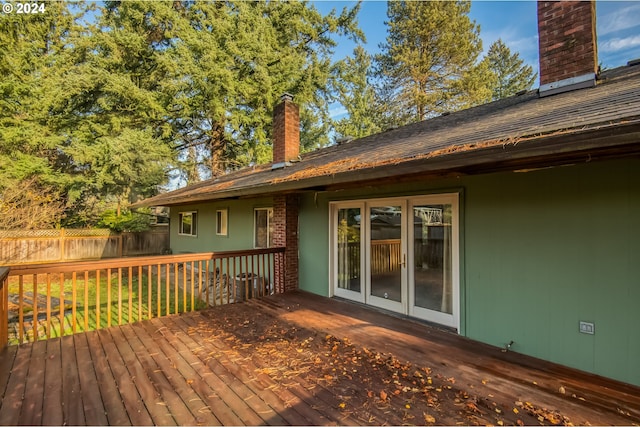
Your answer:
[314,1,640,91]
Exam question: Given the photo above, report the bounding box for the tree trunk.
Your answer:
[209,122,226,178]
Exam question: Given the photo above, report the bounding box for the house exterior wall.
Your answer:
[297,157,640,386]
[165,158,639,385]
[169,197,273,254]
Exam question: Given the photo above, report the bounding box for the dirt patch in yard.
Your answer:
[193,304,588,426]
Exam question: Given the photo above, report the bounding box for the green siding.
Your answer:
[168,158,639,385]
[298,193,330,296]
[465,159,639,385]
[296,158,640,386]
[170,197,272,254]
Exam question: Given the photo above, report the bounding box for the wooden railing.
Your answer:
[3,248,284,345]
[0,267,8,350]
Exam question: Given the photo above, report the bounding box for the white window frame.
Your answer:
[216,209,228,236]
[253,207,273,248]
[178,211,198,236]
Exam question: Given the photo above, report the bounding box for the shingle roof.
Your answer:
[135,64,640,207]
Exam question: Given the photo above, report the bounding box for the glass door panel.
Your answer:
[412,204,452,312]
[369,205,403,306]
[337,207,362,293]
[410,196,458,329]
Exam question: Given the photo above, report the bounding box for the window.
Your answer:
[254,208,274,248]
[178,211,197,236]
[216,209,228,236]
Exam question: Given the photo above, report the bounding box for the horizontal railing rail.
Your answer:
[4,248,285,345]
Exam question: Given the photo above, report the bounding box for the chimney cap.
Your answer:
[280,93,294,103]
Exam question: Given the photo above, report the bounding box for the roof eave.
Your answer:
[134,121,640,208]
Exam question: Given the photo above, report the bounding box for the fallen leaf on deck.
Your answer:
[423,413,436,423]
[380,390,388,401]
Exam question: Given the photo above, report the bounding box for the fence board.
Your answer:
[0,228,169,266]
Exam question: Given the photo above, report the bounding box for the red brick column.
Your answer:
[273,194,299,292]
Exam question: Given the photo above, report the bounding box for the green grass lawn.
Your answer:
[8,270,208,344]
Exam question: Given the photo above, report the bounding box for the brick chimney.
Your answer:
[271,94,301,292]
[538,1,598,96]
[272,93,300,164]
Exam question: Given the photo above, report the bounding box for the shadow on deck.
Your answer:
[0,291,639,426]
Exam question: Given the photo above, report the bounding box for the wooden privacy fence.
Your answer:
[371,239,402,275]
[0,227,169,265]
[4,248,284,345]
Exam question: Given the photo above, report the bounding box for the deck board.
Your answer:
[137,318,223,426]
[73,333,109,426]
[110,325,178,426]
[0,343,31,425]
[18,339,46,426]
[176,313,330,426]
[1,291,639,426]
[119,324,179,426]
[61,334,86,425]
[97,327,154,426]
[85,330,130,425]
[42,338,64,426]
[143,316,267,426]
[158,316,269,425]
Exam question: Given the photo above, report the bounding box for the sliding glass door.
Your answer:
[331,194,459,329]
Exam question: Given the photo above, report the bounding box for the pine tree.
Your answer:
[0,2,88,224]
[331,46,382,140]
[374,1,492,125]
[46,1,176,220]
[482,39,537,100]
[165,1,363,177]
[0,1,364,226]
[0,3,79,184]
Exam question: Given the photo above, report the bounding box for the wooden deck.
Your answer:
[1,291,639,426]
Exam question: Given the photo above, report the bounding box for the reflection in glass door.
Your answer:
[410,196,458,328]
[369,204,405,312]
[337,207,362,294]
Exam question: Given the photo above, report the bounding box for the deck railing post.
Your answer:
[0,267,9,350]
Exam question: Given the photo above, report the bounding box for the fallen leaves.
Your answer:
[423,413,436,424]
[191,302,582,427]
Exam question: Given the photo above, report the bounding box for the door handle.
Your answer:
[401,253,406,268]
